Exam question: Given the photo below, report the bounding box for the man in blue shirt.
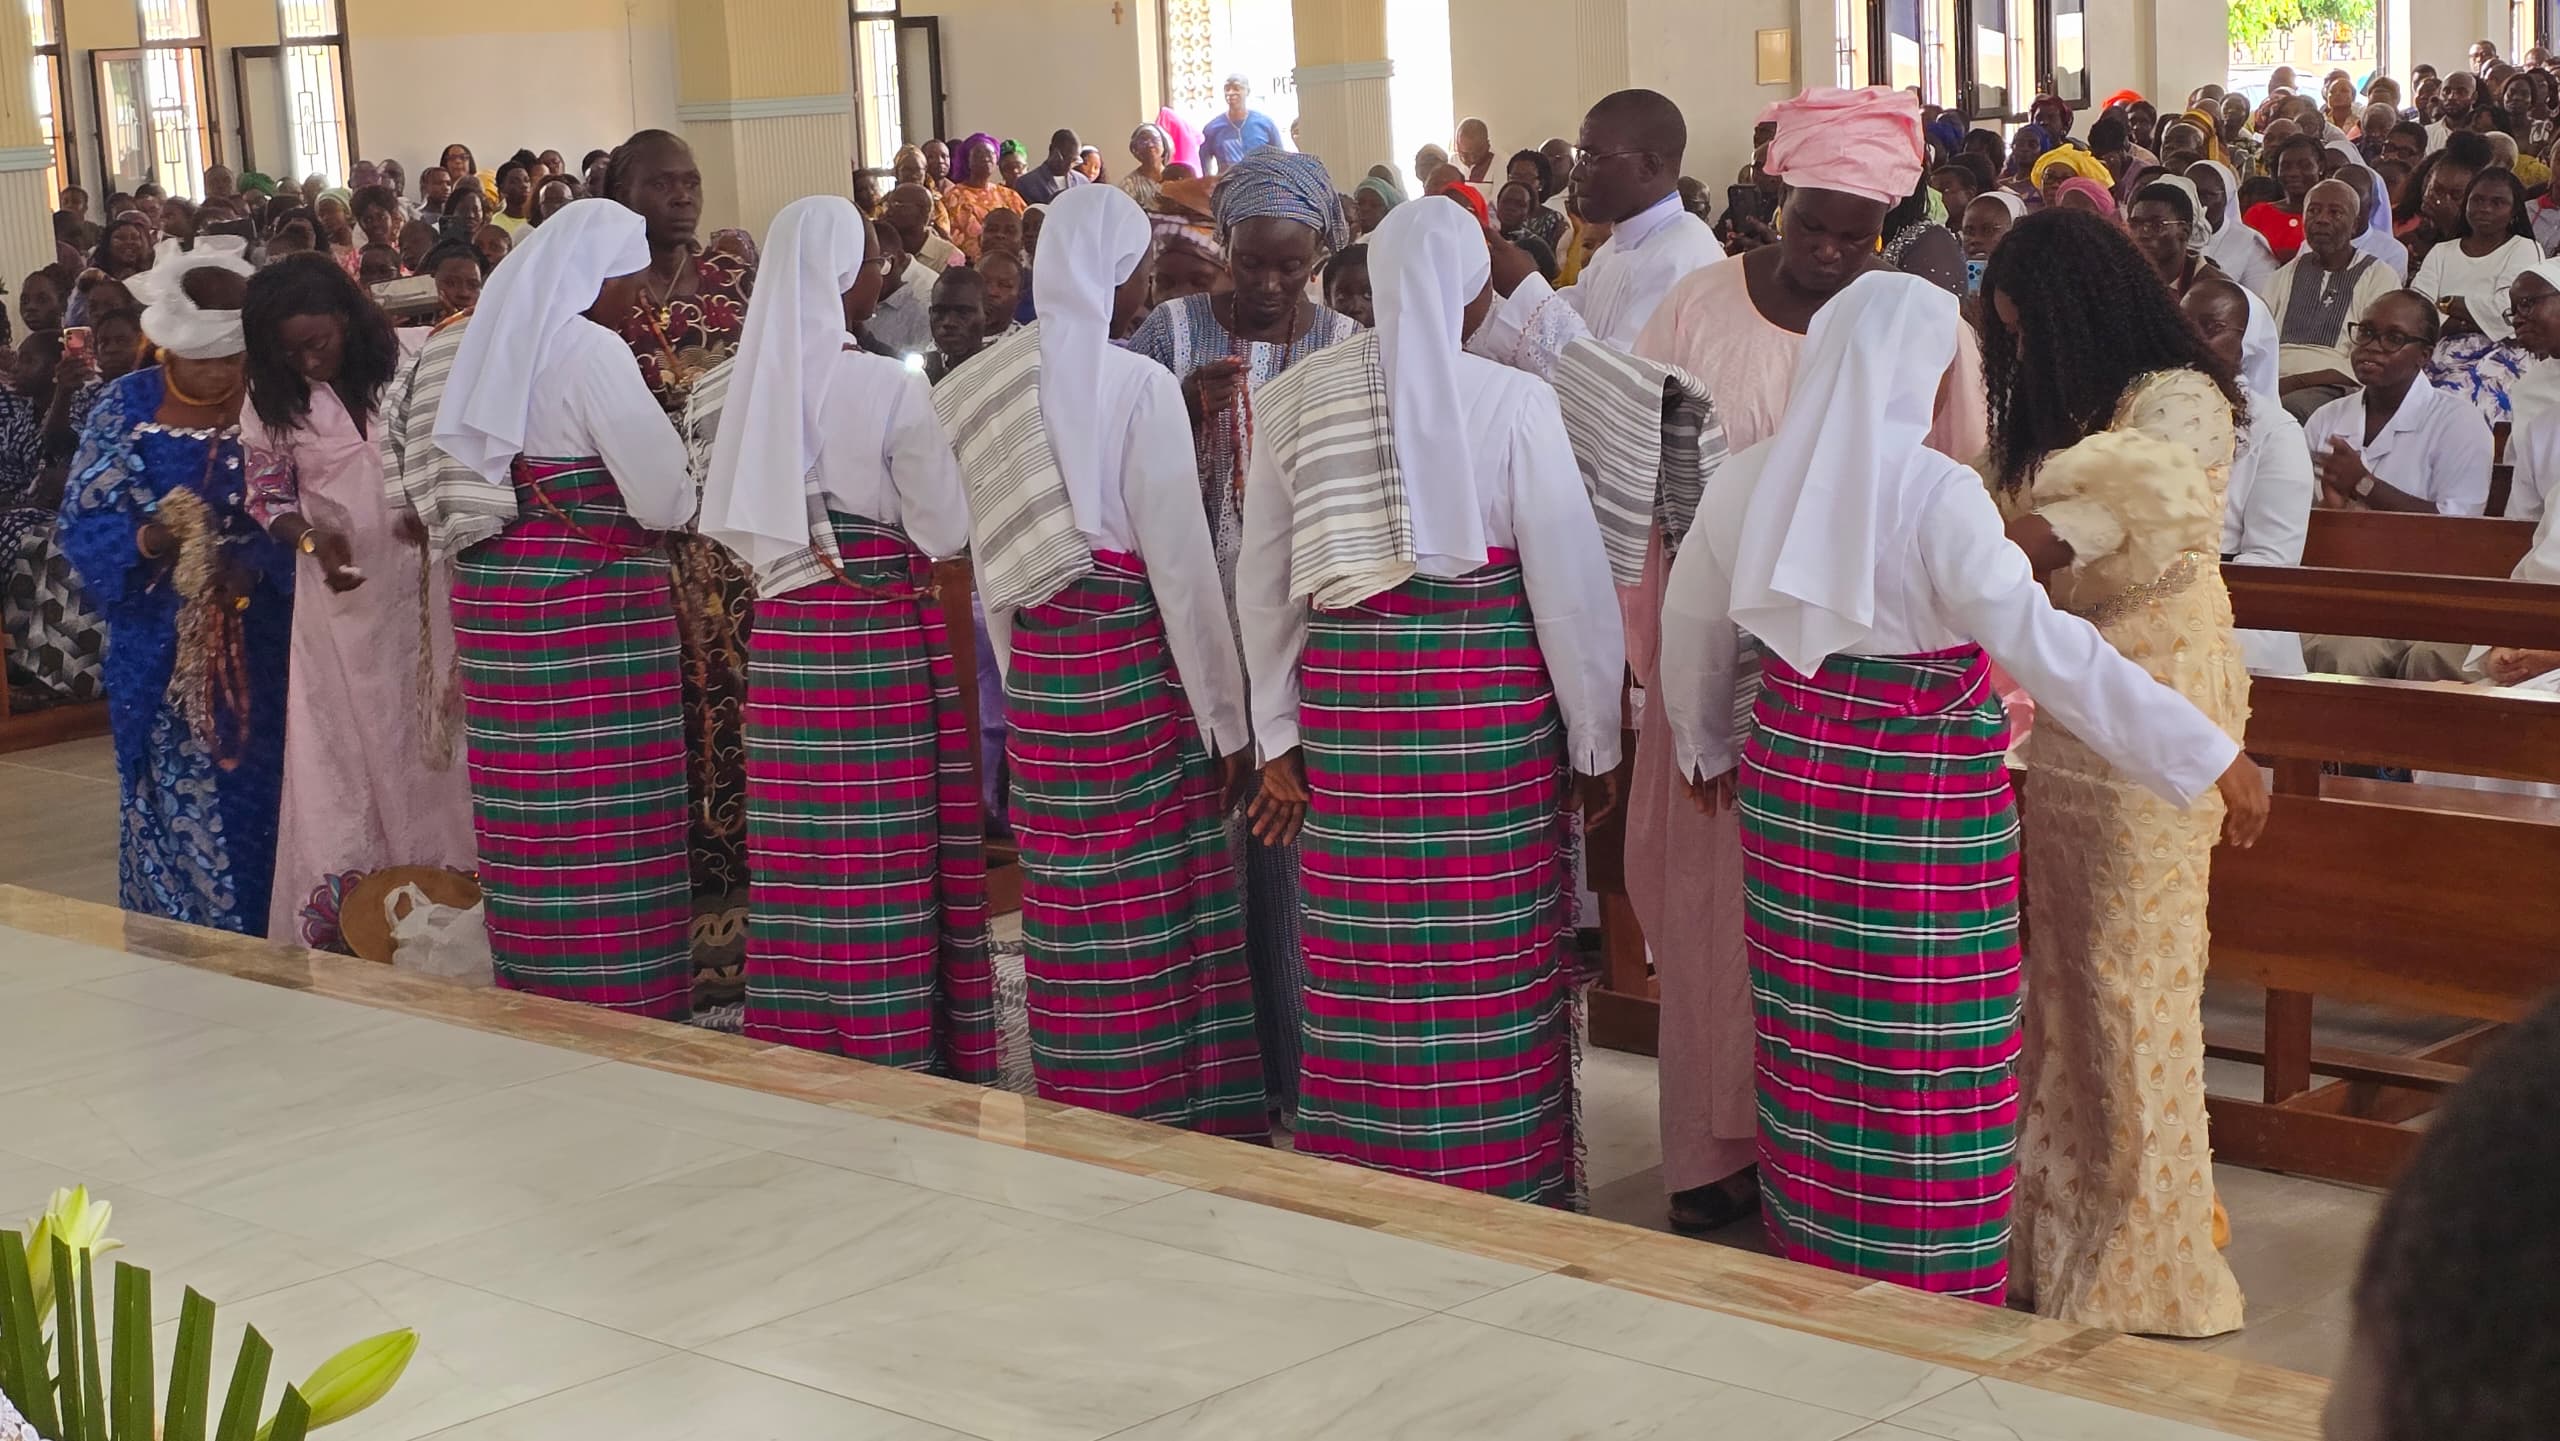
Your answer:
[1200,74,1287,175]
[1012,128,1088,205]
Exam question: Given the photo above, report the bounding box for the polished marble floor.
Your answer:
[0,735,2352,1437]
[0,901,2331,1441]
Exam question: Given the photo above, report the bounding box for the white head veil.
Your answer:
[433,198,651,486]
[2189,159,2243,234]
[1030,184,1152,534]
[1728,271,1965,674]
[701,196,870,574]
[2507,256,2560,432]
[2133,172,2206,252]
[1367,197,1490,569]
[128,237,254,359]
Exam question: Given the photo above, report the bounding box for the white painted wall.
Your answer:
[1627,0,1794,192]
[1447,0,1586,167]
[344,0,678,180]
[901,0,1152,159]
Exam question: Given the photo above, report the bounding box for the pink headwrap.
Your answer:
[2053,177,2121,221]
[1764,87,1926,206]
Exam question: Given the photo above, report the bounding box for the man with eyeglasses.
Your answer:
[2299,289,2497,681]
[1469,87,1723,377]
[2267,178,2400,421]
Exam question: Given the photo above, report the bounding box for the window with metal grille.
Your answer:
[24,0,71,201]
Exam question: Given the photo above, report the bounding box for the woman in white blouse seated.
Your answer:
[1656,270,2264,1302]
[698,195,998,1080]
[2410,168,2543,428]
[2494,257,2560,523]
[429,198,700,1018]
[1235,199,1625,1206]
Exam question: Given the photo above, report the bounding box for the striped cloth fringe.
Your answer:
[739,512,1000,1081]
[1002,551,1266,1137]
[450,457,694,1019]
[1739,644,2022,1303]
[1293,556,1581,1206]
[931,323,1093,614]
[1552,337,1723,583]
[1252,331,1417,609]
[678,356,846,600]
[382,313,513,566]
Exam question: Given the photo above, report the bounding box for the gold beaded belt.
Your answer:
[2071,548,2212,628]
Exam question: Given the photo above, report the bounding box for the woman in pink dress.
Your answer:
[1629,86,1989,1231]
[242,254,477,949]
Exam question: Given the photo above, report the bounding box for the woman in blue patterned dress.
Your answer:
[56,240,293,936]
[1126,149,1360,1121]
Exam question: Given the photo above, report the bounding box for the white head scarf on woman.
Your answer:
[2189,159,2243,233]
[433,198,650,486]
[1031,183,1151,534]
[2505,255,2560,432]
[128,237,254,358]
[2344,162,2410,281]
[1728,271,1964,673]
[1367,196,1489,569]
[700,196,869,575]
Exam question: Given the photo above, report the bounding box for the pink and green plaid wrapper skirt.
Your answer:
[1740,644,2021,1303]
[740,513,998,1081]
[1292,557,1580,1206]
[451,457,693,1019]
[1003,552,1264,1137]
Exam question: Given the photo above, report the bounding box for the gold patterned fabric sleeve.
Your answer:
[2022,370,2236,616]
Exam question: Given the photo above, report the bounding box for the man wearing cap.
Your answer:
[1200,74,1288,177]
[1626,85,1992,1238]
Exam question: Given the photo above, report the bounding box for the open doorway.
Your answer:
[2227,0,2381,107]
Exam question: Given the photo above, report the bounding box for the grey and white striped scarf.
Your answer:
[382,316,516,566]
[679,355,840,599]
[1552,336,1723,586]
[1251,331,1417,610]
[930,323,1092,613]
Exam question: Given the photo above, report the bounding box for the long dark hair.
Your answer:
[1979,208,2247,493]
[241,253,401,435]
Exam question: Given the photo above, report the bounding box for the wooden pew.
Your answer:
[2297,509,2534,578]
[2207,563,2560,1187]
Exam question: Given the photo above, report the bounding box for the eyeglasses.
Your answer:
[1576,149,1654,167]
[2507,291,2560,326]
[2127,216,2190,236]
[2348,323,2431,351]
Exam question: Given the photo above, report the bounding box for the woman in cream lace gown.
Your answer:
[1980,211,2258,1339]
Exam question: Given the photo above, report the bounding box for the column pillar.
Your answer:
[0,12,52,288]
[1293,0,1396,188]
[672,0,855,238]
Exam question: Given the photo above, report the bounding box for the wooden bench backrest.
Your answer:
[2297,510,2537,578]
[2210,674,2560,1022]
[2223,564,2560,649]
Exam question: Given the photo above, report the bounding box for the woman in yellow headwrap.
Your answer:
[2029,144,2114,204]
[2171,107,2229,166]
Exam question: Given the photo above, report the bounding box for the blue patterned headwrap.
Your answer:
[1211,149,1351,250]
